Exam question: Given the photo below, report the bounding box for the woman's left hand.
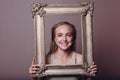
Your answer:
[89,62,98,75]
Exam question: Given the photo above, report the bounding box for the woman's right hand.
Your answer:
[29,58,40,78]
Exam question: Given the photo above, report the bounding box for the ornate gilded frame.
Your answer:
[32,1,94,78]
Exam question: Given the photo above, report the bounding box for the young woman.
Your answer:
[29,22,97,80]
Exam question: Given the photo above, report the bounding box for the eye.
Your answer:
[57,34,62,37]
[67,33,72,37]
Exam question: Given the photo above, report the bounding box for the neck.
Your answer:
[53,48,73,64]
[54,48,72,59]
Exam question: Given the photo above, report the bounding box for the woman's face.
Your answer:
[54,25,73,51]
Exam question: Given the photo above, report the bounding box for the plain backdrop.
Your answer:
[0,0,120,80]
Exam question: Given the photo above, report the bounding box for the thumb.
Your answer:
[32,57,36,65]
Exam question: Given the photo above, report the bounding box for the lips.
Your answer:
[60,42,69,46]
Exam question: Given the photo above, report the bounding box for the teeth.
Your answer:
[60,41,69,46]
[62,44,67,46]
[61,43,67,46]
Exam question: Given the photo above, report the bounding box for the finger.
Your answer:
[92,61,95,65]
[90,70,97,74]
[91,68,97,71]
[90,68,97,74]
[31,64,40,68]
[32,58,36,65]
[29,67,39,71]
[90,65,97,69]
[29,70,38,74]
[29,67,40,74]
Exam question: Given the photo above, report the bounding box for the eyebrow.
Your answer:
[56,32,72,34]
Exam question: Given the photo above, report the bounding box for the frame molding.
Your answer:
[32,1,94,78]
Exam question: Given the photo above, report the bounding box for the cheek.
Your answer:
[68,37,73,42]
[55,35,63,40]
[54,36,60,43]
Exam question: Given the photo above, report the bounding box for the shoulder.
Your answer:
[74,52,83,65]
[46,53,52,64]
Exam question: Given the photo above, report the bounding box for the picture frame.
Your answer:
[32,1,94,78]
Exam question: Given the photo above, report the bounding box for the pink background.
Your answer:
[0,0,120,80]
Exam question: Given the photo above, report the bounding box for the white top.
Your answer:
[45,52,80,80]
[49,51,76,65]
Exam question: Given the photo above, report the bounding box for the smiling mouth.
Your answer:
[61,42,68,46]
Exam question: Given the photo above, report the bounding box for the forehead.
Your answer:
[55,25,73,33]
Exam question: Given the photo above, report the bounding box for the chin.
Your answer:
[60,46,71,51]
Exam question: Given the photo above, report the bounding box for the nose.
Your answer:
[63,35,67,41]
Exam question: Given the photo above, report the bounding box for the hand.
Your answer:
[89,62,98,76]
[29,58,40,78]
